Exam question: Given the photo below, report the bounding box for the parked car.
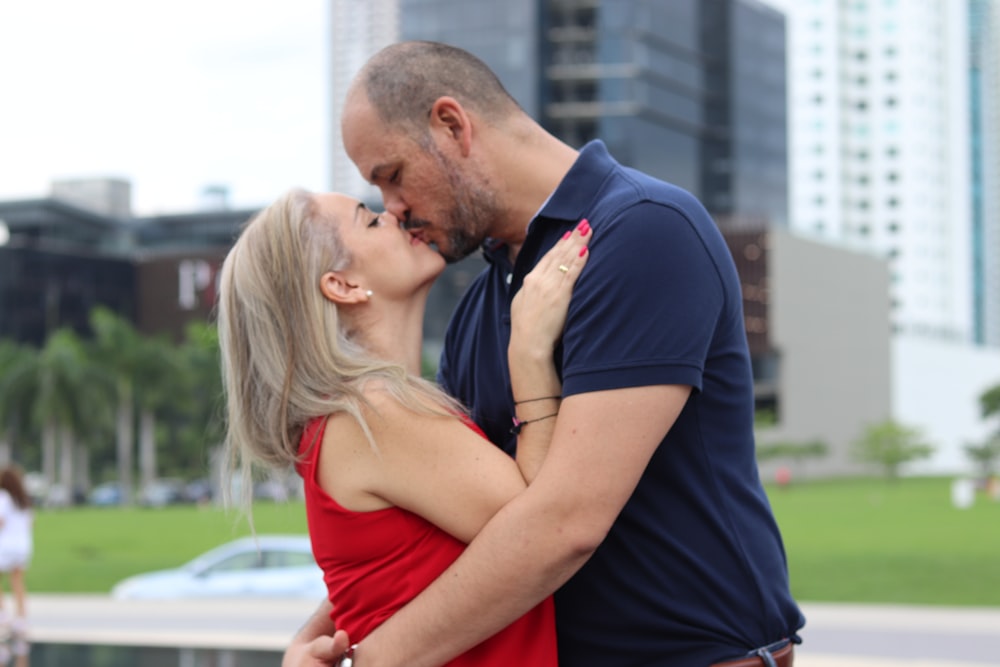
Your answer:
[181,478,213,504]
[110,535,324,600]
[138,478,184,507]
[88,482,123,507]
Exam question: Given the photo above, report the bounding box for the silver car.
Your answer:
[111,535,325,599]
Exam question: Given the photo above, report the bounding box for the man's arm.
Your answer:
[352,383,691,667]
[282,598,351,667]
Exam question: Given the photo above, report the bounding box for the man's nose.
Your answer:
[383,193,408,223]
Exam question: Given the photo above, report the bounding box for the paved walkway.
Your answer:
[795,602,1000,667]
[23,596,1000,665]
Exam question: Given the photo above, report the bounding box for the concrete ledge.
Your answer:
[22,595,1000,666]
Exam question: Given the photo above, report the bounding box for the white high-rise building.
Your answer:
[329,0,399,201]
[975,0,1000,347]
[782,0,973,343]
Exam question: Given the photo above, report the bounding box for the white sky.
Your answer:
[0,1,329,215]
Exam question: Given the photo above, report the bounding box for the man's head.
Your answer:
[341,41,522,262]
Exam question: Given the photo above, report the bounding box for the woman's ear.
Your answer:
[320,271,371,305]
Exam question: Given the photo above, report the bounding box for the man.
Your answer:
[285,40,804,667]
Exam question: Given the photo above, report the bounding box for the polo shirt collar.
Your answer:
[481,140,614,266]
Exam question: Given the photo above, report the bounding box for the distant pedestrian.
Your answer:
[0,465,33,639]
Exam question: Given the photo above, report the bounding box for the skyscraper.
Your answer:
[399,0,788,229]
[329,0,399,201]
[971,0,1000,347]
[782,0,974,342]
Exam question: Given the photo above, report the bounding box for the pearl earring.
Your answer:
[365,290,373,298]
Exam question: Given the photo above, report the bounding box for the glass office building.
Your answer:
[400,0,787,229]
[0,195,250,347]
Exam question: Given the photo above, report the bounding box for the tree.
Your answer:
[756,440,828,465]
[0,340,33,466]
[981,383,1000,425]
[852,420,935,480]
[964,437,1000,480]
[133,334,183,493]
[89,307,146,505]
[0,330,110,501]
[170,321,225,478]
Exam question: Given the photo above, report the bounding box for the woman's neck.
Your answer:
[352,291,429,376]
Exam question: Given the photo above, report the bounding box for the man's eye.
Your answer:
[389,169,400,184]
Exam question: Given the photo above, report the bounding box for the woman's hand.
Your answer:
[510,220,591,362]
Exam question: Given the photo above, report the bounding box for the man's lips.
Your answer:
[406,228,429,245]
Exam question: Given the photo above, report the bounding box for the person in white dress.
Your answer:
[0,465,33,639]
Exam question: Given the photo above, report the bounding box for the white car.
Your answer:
[111,535,326,600]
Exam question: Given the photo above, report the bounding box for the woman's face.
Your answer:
[314,192,446,301]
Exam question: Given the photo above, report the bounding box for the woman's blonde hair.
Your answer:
[217,188,461,514]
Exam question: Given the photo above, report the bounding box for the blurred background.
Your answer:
[0,0,998,507]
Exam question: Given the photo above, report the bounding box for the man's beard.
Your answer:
[423,148,500,263]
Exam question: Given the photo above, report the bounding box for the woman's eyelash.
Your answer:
[368,214,381,228]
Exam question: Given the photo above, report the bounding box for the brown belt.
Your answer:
[709,641,793,667]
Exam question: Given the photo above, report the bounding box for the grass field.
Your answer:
[768,476,1000,606]
[22,476,1000,606]
[28,501,308,593]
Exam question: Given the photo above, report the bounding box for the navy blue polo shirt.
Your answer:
[439,141,804,666]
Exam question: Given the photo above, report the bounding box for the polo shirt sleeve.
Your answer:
[561,199,727,397]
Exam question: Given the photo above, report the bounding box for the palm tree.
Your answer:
[175,321,226,487]
[32,329,103,500]
[0,340,33,466]
[134,334,183,493]
[88,307,146,505]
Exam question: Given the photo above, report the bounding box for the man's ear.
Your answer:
[429,96,472,157]
[319,271,371,305]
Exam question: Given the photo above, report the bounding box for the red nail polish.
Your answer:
[576,219,588,231]
[579,246,588,257]
[581,222,591,236]
[562,231,571,240]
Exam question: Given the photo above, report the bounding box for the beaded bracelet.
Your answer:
[510,412,559,435]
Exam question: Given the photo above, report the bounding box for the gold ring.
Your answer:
[558,264,569,273]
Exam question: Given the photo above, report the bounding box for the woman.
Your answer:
[0,464,33,641]
[217,189,589,665]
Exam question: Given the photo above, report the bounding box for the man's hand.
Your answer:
[283,629,352,666]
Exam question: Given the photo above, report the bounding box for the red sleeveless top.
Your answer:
[296,415,558,666]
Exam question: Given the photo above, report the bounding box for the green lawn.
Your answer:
[29,501,308,593]
[768,476,1000,606]
[24,476,1000,606]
